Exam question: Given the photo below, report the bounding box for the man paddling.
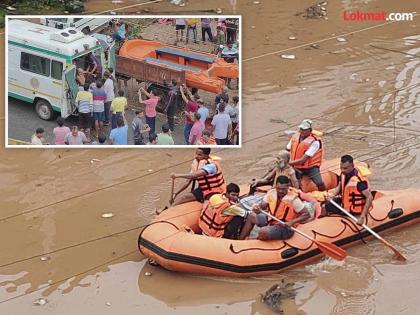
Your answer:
[324,154,374,225]
[170,148,226,206]
[239,176,320,240]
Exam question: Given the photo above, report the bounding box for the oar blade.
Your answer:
[382,239,407,261]
[316,241,347,261]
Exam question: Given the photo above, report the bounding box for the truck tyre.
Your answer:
[35,99,55,121]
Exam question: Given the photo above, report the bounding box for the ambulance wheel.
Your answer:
[35,99,54,120]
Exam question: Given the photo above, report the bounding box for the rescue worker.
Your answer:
[287,119,326,191]
[170,148,226,206]
[199,183,246,239]
[249,150,299,195]
[239,175,321,240]
[324,154,373,225]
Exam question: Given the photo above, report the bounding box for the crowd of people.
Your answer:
[30,79,239,146]
[169,119,374,241]
[29,17,239,146]
[173,18,238,47]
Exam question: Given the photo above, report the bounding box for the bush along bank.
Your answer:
[1,0,84,27]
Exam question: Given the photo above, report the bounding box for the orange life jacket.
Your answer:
[290,132,323,169]
[265,187,320,225]
[191,159,226,198]
[341,167,371,214]
[199,198,233,237]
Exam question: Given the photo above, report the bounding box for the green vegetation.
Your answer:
[0,0,83,27]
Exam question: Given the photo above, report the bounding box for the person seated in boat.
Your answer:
[287,119,326,191]
[199,183,247,239]
[324,154,373,225]
[249,150,299,195]
[170,148,226,206]
[239,176,320,241]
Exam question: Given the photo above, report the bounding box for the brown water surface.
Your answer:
[1,0,420,314]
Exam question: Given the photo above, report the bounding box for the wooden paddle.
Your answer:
[260,209,347,261]
[155,178,175,215]
[329,200,407,261]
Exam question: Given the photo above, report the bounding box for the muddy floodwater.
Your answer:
[1,0,420,314]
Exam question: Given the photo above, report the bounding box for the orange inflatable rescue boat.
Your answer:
[138,162,420,277]
[119,39,238,93]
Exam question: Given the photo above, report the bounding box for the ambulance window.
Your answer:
[51,60,63,80]
[73,18,82,22]
[20,52,50,77]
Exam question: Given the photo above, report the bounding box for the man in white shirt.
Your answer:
[286,119,325,191]
[175,18,186,43]
[31,127,46,145]
[211,103,232,145]
[103,71,115,126]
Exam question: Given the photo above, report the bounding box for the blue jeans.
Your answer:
[186,26,197,43]
[146,116,156,135]
[201,26,213,42]
[104,101,112,123]
[111,112,122,129]
[184,123,193,144]
[112,33,124,41]
[295,166,325,189]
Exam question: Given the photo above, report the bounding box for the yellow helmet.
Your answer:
[209,194,226,207]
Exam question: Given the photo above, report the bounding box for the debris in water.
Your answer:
[304,2,329,19]
[101,213,114,218]
[261,280,300,314]
[281,54,296,60]
[145,272,152,276]
[33,298,48,306]
[216,8,223,14]
[310,43,320,49]
[106,302,111,306]
[251,25,256,29]
[90,158,101,164]
[148,169,153,172]
[350,73,359,80]
[336,37,346,42]
[288,36,297,40]
[340,291,347,297]
[6,6,17,11]
[111,0,123,3]
[270,118,287,124]
[40,256,50,261]
[110,11,117,15]
[253,0,261,4]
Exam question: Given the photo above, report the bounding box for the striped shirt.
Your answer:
[75,90,93,113]
[91,87,106,112]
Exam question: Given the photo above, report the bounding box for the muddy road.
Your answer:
[1,0,420,314]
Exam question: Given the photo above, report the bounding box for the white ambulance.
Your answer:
[8,19,116,120]
[39,17,110,34]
